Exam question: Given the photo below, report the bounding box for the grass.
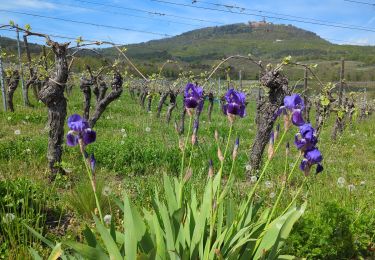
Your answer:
[0,82,374,259]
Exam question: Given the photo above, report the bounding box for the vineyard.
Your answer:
[0,19,375,260]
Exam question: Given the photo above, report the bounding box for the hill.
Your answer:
[99,22,375,81]
[99,23,375,63]
[3,23,375,82]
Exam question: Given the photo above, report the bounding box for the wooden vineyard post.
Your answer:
[239,70,242,89]
[0,39,7,111]
[332,58,345,140]
[303,67,310,122]
[16,27,28,106]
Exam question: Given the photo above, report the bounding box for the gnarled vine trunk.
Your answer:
[88,73,123,128]
[38,42,69,174]
[166,92,177,124]
[6,70,20,112]
[147,94,152,113]
[178,106,186,135]
[207,92,214,122]
[156,91,169,118]
[80,77,93,120]
[248,69,289,175]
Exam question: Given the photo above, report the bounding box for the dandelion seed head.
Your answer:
[145,127,151,132]
[120,128,126,133]
[250,176,257,183]
[348,184,355,192]
[104,214,112,225]
[269,192,276,199]
[3,213,15,224]
[7,116,12,121]
[337,177,346,188]
[102,186,112,196]
[245,164,252,171]
[14,129,21,135]
[265,181,273,189]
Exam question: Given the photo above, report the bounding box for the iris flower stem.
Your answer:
[218,156,236,205]
[216,123,233,200]
[186,137,196,172]
[281,176,307,216]
[237,129,288,224]
[178,114,193,207]
[206,123,233,258]
[80,148,103,224]
[265,153,302,227]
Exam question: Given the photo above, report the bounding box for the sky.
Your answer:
[1,0,375,47]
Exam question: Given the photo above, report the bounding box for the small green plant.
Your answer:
[284,201,375,259]
[27,92,315,259]
[66,179,114,220]
[0,179,47,258]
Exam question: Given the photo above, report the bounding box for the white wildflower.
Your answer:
[265,181,273,189]
[3,213,15,224]
[337,177,346,188]
[250,175,257,183]
[348,184,356,192]
[102,186,112,197]
[104,214,112,225]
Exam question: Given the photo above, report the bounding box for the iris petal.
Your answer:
[83,128,96,145]
[284,94,305,110]
[291,109,305,126]
[185,97,199,108]
[67,114,89,131]
[227,103,241,115]
[299,159,308,171]
[316,163,324,174]
[90,154,96,172]
[66,131,78,146]
[305,148,323,164]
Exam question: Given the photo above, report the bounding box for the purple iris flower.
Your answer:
[300,148,324,175]
[284,94,304,111]
[269,131,275,145]
[90,154,96,172]
[66,114,96,147]
[294,123,318,151]
[277,94,305,126]
[222,88,246,117]
[184,83,203,109]
[197,98,205,113]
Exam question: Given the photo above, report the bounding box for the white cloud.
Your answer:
[0,0,58,10]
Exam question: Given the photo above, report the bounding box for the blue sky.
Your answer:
[1,0,375,46]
